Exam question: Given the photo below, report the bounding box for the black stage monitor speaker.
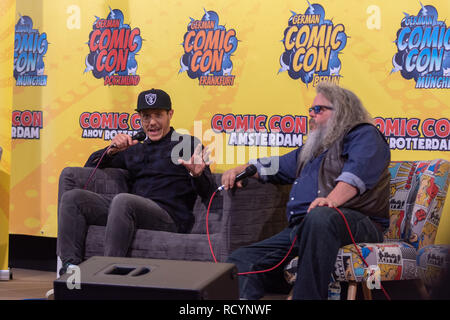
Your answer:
[54,256,239,300]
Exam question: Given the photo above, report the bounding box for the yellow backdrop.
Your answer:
[7,0,450,245]
[0,0,15,275]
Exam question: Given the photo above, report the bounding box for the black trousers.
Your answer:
[57,189,177,265]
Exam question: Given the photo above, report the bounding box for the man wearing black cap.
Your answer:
[57,89,216,273]
[110,88,174,147]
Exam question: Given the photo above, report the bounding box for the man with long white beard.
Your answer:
[221,83,391,300]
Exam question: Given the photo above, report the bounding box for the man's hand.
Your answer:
[108,133,140,155]
[178,144,211,177]
[307,181,358,213]
[221,164,252,190]
[307,197,338,213]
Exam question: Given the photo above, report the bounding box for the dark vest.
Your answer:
[300,123,390,219]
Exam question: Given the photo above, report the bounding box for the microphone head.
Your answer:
[133,131,147,141]
[216,164,257,192]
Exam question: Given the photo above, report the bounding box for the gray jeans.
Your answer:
[57,189,177,265]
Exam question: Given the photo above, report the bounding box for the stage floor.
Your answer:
[0,268,285,300]
[0,268,55,300]
[1,268,430,300]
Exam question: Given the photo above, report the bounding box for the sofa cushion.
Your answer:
[84,225,224,262]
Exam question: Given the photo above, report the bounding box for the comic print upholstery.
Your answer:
[407,160,450,250]
[384,161,419,241]
[285,159,449,287]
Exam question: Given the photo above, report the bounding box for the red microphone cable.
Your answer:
[206,190,297,275]
[206,190,218,263]
[83,131,146,190]
[83,145,112,190]
[206,191,391,300]
[333,207,391,300]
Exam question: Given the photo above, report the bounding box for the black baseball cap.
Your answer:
[136,89,172,112]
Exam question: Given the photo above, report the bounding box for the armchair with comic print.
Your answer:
[285,159,450,300]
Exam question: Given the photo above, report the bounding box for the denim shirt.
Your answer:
[250,124,390,228]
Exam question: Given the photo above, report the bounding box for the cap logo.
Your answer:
[145,93,157,106]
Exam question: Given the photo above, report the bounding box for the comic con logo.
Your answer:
[11,110,43,139]
[79,112,141,140]
[85,8,142,86]
[279,2,347,87]
[14,15,48,86]
[180,9,238,86]
[375,117,449,151]
[392,4,450,89]
[211,114,308,147]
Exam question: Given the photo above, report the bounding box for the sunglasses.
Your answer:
[308,105,334,114]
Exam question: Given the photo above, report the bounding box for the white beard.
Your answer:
[298,123,328,166]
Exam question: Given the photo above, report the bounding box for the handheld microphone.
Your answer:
[85,131,147,189]
[131,131,147,142]
[217,164,257,191]
[111,131,146,148]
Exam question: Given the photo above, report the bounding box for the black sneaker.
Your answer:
[59,262,76,277]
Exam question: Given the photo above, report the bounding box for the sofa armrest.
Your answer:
[58,167,130,204]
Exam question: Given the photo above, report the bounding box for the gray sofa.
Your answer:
[58,167,290,263]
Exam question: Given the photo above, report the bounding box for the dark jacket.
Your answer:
[85,127,217,233]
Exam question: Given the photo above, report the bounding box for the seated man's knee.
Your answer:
[226,247,248,264]
[61,189,88,206]
[303,206,338,230]
[109,193,137,219]
[110,193,133,209]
